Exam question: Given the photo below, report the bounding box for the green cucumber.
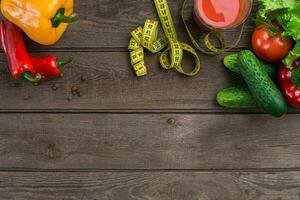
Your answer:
[217,85,256,108]
[223,54,241,74]
[224,54,277,79]
[238,50,287,117]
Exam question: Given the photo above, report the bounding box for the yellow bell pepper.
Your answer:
[1,0,78,45]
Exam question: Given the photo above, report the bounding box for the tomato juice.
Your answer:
[194,0,252,30]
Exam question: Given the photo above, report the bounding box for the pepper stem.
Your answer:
[291,66,300,89]
[51,8,78,28]
[22,72,42,83]
[57,59,72,68]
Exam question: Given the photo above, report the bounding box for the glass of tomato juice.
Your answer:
[194,0,253,30]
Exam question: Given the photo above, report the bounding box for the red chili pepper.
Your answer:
[278,60,300,107]
[0,22,7,55]
[30,56,71,80]
[0,20,41,82]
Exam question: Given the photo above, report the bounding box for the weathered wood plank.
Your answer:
[28,0,257,49]
[0,51,242,111]
[0,51,296,112]
[1,113,300,169]
[1,171,300,200]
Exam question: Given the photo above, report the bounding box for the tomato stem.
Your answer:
[255,19,278,36]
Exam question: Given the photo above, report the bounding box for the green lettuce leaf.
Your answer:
[283,42,300,68]
[278,3,300,41]
[279,3,300,68]
[257,0,297,20]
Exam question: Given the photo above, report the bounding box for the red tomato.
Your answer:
[252,24,293,62]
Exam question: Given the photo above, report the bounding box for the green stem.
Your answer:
[22,72,42,83]
[255,19,278,36]
[51,8,78,28]
[264,26,278,37]
[57,58,72,68]
[291,66,300,89]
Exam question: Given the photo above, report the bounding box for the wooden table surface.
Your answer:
[1,0,300,199]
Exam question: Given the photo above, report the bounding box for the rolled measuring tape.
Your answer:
[129,0,244,77]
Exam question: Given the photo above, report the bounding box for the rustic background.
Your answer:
[1,0,300,199]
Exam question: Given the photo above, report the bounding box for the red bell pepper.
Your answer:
[30,56,71,80]
[278,60,300,107]
[0,20,41,82]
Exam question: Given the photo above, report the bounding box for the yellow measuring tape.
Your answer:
[129,0,244,77]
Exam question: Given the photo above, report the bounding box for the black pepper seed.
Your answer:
[80,76,87,82]
[23,95,30,100]
[71,86,78,92]
[52,83,60,91]
[54,83,60,88]
[72,91,77,95]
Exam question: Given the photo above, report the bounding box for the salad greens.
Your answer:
[257,0,300,67]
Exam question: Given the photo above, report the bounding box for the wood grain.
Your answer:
[1,113,300,170]
[0,51,291,112]
[2,0,298,198]
[0,51,243,111]
[1,171,300,200]
[27,0,257,49]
